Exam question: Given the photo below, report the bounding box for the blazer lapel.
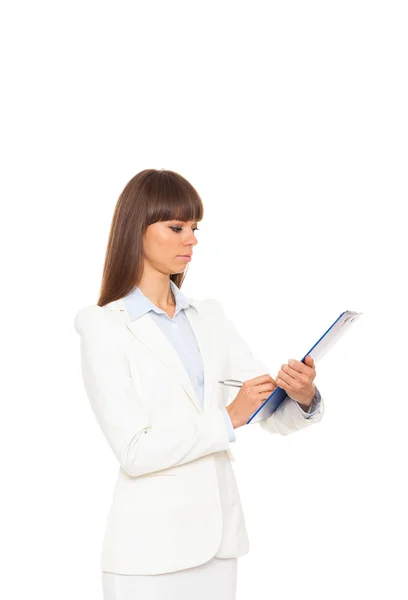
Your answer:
[109,298,217,413]
[184,306,217,413]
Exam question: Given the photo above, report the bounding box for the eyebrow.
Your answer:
[171,220,198,224]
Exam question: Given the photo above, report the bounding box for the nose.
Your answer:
[186,232,198,246]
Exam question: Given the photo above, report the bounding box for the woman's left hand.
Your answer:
[275,355,316,407]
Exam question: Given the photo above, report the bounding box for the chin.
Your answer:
[171,266,187,274]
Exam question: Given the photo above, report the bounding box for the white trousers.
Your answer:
[101,555,238,600]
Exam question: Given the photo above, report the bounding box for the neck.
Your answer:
[137,270,175,308]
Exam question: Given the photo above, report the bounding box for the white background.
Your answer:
[2,1,407,598]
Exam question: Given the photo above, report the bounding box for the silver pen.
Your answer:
[218,379,244,388]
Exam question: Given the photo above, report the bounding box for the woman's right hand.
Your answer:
[226,374,278,429]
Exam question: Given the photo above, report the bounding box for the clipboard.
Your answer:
[247,309,363,424]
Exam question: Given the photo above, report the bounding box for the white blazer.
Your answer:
[74,295,324,575]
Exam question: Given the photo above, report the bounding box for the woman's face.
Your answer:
[143,219,199,274]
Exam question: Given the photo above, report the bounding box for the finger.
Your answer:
[255,378,278,389]
[276,369,298,389]
[275,376,291,394]
[287,357,315,375]
[305,355,315,368]
[252,381,277,394]
[249,373,276,386]
[280,363,303,381]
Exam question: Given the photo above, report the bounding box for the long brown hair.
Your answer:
[97,169,204,307]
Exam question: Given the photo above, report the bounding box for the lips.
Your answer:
[178,254,192,257]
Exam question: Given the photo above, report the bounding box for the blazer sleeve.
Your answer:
[74,305,231,478]
[212,299,324,435]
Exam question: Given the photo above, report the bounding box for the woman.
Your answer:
[74,168,324,600]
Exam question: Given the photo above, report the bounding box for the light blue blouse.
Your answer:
[122,280,321,443]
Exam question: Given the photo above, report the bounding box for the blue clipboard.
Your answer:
[247,309,363,424]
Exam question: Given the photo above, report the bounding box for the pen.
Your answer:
[218,379,244,388]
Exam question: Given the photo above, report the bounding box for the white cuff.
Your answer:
[290,387,322,419]
[222,407,236,442]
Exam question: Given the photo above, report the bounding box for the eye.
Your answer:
[170,226,199,233]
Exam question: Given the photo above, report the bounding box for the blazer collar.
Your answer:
[122,279,196,321]
[105,286,217,413]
